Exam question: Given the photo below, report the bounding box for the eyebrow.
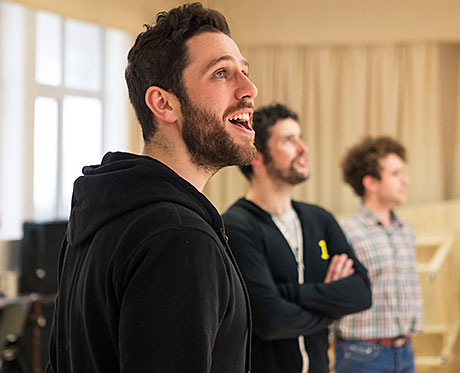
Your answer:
[202,55,249,74]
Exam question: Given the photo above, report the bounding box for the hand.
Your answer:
[324,254,354,283]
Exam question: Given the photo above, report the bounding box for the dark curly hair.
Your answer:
[341,136,406,197]
[125,2,230,142]
[239,103,299,180]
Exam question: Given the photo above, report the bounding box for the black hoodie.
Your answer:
[47,152,251,373]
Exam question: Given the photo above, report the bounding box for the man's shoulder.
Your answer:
[121,200,217,239]
[340,211,366,231]
[104,201,224,271]
[341,210,363,224]
[223,199,274,242]
[223,198,263,224]
[340,210,387,243]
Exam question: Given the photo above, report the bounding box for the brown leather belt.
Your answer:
[363,336,409,348]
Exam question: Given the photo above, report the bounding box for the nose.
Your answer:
[402,174,409,185]
[296,138,308,154]
[235,72,258,101]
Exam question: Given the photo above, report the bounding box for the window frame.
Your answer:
[34,12,107,218]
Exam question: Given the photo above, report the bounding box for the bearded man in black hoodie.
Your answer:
[46,3,258,372]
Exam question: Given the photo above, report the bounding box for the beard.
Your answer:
[180,94,256,172]
[264,153,309,186]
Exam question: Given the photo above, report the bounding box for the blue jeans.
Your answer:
[335,339,415,373]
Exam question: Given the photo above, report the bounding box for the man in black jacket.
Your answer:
[47,3,258,372]
[223,103,372,373]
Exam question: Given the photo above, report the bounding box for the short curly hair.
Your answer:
[125,2,230,142]
[341,136,406,197]
[239,103,299,180]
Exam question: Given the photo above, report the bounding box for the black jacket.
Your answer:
[223,198,372,373]
[47,152,251,373]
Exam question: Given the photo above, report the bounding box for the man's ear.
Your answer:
[362,175,378,193]
[145,86,179,123]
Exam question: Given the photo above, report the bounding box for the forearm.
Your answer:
[278,273,372,318]
[250,294,334,340]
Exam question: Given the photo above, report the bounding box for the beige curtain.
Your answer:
[205,43,460,214]
[454,48,460,200]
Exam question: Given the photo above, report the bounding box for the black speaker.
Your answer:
[19,221,67,295]
[18,221,67,372]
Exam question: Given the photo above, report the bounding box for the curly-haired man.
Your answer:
[334,136,423,373]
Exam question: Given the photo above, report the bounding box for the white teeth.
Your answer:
[229,112,250,122]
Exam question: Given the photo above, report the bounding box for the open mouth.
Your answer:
[296,156,308,167]
[228,112,252,131]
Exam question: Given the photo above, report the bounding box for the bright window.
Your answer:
[64,19,103,92]
[61,96,103,216]
[0,1,131,239]
[34,97,59,221]
[35,11,62,86]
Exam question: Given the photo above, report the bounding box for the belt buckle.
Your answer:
[392,337,407,348]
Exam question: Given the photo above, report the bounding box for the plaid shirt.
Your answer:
[335,205,423,339]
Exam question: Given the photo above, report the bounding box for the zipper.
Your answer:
[219,227,252,373]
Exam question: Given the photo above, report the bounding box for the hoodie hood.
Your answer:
[68,152,223,246]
